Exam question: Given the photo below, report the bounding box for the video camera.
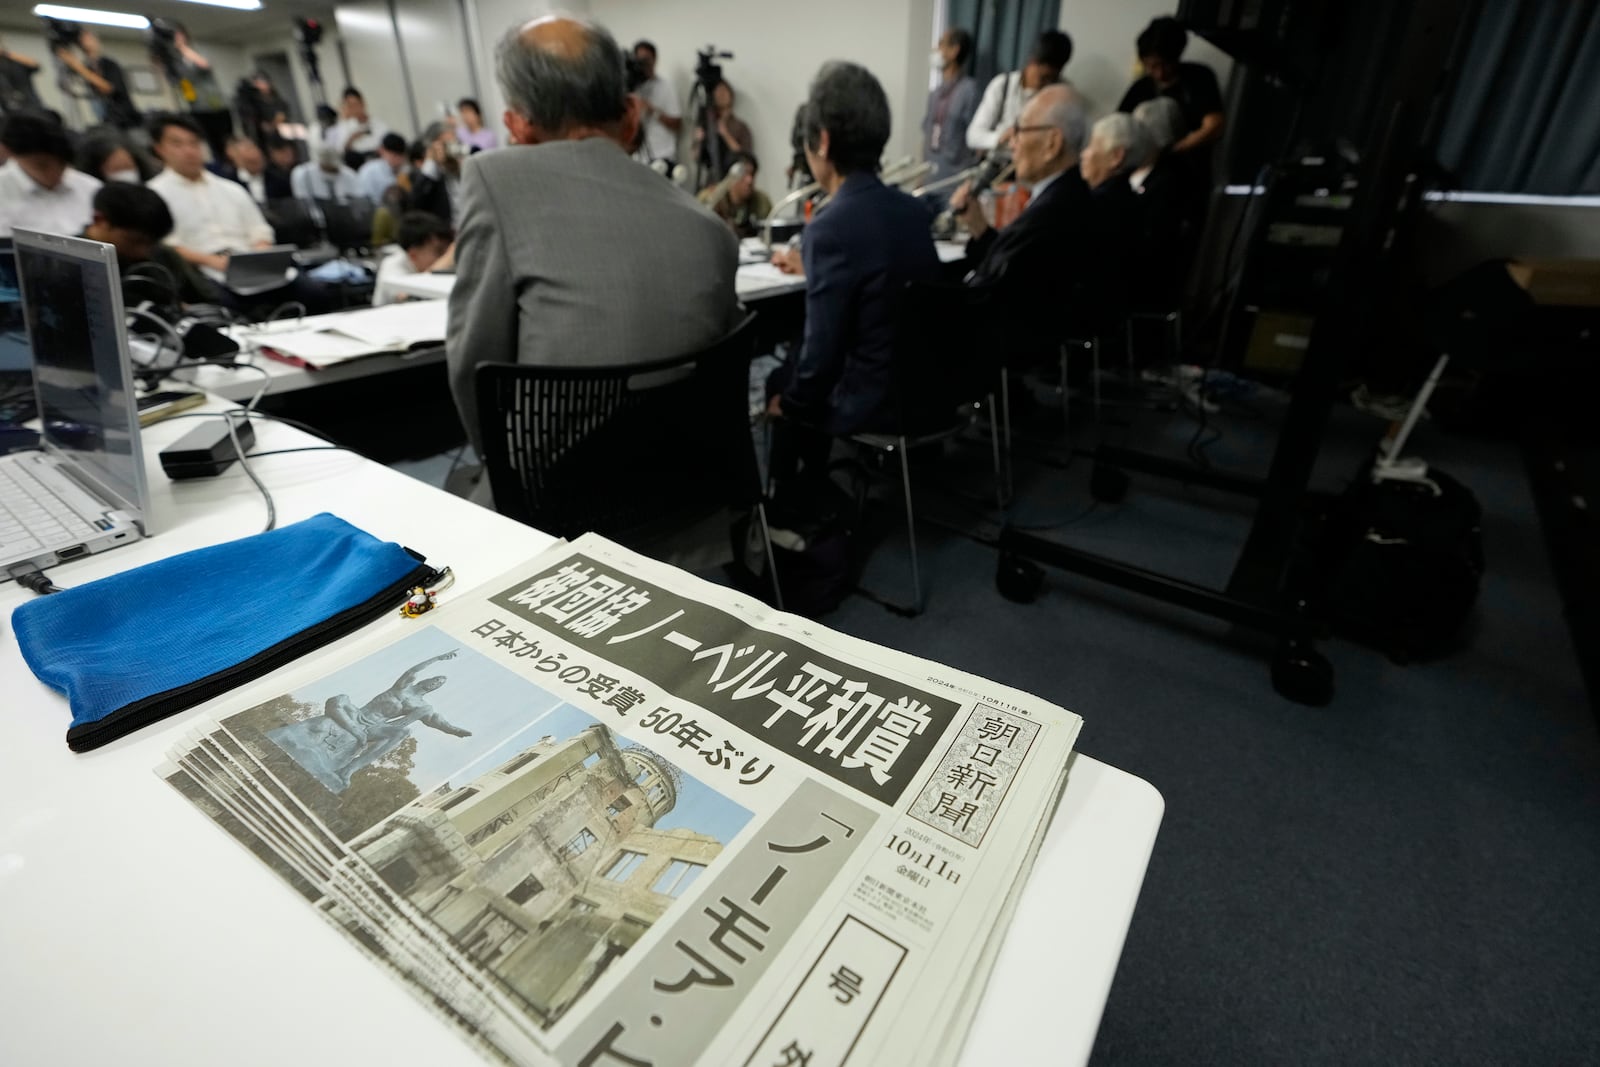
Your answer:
[147,18,182,82]
[293,16,324,87]
[40,16,83,51]
[624,54,648,94]
[696,45,732,91]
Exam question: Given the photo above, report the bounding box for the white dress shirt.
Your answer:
[966,71,1077,153]
[290,162,363,203]
[324,117,391,157]
[371,248,417,306]
[147,166,274,254]
[0,160,102,238]
[637,75,681,162]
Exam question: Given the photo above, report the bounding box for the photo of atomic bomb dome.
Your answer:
[350,714,748,1028]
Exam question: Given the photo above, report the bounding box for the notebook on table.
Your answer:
[0,230,152,579]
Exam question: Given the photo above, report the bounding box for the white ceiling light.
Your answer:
[31,5,151,30]
[170,0,265,10]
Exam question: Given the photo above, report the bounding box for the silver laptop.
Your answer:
[225,244,297,296]
[0,230,152,579]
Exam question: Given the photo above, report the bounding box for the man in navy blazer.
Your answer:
[767,61,941,437]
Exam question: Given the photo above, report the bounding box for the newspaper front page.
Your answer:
[160,533,1083,1066]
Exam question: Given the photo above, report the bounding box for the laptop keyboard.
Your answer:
[0,459,101,559]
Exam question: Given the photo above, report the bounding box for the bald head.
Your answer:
[495,15,629,142]
[1013,84,1086,184]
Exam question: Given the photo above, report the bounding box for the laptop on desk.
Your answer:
[0,240,38,425]
[0,230,153,580]
[225,245,298,296]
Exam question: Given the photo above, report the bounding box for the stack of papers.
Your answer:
[245,300,449,368]
[160,534,1082,1066]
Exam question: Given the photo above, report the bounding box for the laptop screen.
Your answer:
[13,230,148,520]
[0,242,29,375]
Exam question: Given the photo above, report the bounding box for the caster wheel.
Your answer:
[1272,640,1334,706]
[996,553,1045,603]
[1090,462,1130,503]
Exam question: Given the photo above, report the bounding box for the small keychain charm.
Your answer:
[400,566,455,618]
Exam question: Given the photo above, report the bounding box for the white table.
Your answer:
[173,307,448,403]
[0,400,1161,1066]
[384,239,971,306]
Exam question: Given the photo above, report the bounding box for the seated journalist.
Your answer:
[85,181,223,307]
[446,15,740,496]
[763,61,941,487]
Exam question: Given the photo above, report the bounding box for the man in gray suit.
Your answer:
[447,15,740,462]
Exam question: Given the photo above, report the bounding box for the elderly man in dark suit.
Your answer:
[953,86,1140,352]
[766,60,941,438]
[446,15,740,466]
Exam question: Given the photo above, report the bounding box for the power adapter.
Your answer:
[159,418,256,480]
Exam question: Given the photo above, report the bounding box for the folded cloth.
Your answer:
[13,513,436,752]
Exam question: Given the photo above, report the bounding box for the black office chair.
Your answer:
[263,197,322,249]
[317,197,377,254]
[474,315,782,605]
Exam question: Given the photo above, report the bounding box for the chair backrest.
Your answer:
[317,197,376,252]
[263,198,321,249]
[474,315,762,543]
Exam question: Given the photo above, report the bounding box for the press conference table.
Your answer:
[0,397,1161,1067]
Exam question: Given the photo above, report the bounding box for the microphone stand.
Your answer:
[761,181,821,249]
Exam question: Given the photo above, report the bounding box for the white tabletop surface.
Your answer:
[385,239,969,306]
[0,400,1160,1066]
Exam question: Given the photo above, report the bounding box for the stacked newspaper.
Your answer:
[160,533,1082,1067]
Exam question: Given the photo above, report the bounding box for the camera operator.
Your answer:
[53,26,142,131]
[0,36,44,117]
[695,77,751,184]
[235,71,289,148]
[630,40,681,167]
[151,21,232,161]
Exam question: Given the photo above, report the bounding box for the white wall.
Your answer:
[395,0,478,128]
[1057,0,1233,118]
[582,0,937,178]
[336,0,422,134]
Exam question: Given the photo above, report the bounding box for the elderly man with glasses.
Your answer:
[949,85,1102,345]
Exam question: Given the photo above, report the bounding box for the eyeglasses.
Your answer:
[1012,124,1053,137]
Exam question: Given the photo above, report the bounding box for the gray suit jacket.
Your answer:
[447,138,741,455]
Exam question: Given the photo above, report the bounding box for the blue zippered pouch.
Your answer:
[12,513,436,752]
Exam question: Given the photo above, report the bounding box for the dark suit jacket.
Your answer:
[781,172,941,434]
[1133,155,1192,306]
[210,162,293,202]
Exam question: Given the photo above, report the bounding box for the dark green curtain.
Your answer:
[947,0,1062,87]
[1436,0,1600,194]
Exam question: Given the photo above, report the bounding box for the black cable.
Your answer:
[8,562,62,595]
[245,444,360,459]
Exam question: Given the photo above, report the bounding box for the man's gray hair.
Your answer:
[495,17,628,132]
[1036,87,1088,156]
[420,120,450,147]
[1132,97,1186,152]
[1091,112,1154,173]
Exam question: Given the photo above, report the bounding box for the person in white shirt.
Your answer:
[0,113,101,238]
[357,132,407,204]
[146,113,274,276]
[966,30,1075,155]
[291,146,363,204]
[631,40,682,165]
[372,211,454,306]
[324,86,390,165]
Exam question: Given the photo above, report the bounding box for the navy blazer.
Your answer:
[782,172,941,434]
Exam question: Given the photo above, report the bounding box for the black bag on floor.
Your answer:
[730,468,863,618]
[1317,465,1484,661]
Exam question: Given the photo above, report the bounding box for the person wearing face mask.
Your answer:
[966,30,1074,157]
[922,27,979,191]
[78,129,145,185]
[0,112,101,238]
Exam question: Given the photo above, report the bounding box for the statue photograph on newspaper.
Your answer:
[164,627,753,1031]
